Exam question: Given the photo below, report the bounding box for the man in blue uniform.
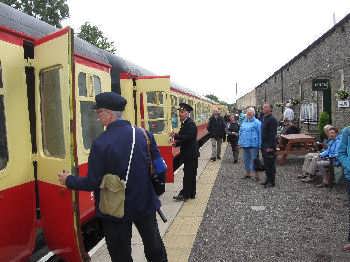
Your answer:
[58,92,167,262]
[172,103,199,201]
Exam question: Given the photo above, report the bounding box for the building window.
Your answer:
[80,101,104,150]
[40,68,65,158]
[0,95,8,170]
[78,72,87,96]
[300,103,318,124]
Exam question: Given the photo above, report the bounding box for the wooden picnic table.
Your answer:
[277,134,316,164]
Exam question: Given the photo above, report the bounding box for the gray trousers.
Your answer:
[211,138,223,158]
[302,153,319,175]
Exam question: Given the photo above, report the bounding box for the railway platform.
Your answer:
[91,142,350,262]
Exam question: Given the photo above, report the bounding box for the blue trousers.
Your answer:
[243,147,259,172]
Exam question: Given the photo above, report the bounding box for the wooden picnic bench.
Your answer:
[277,134,316,165]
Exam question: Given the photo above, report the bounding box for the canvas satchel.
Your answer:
[99,126,135,218]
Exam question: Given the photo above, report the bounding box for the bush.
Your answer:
[318,112,330,140]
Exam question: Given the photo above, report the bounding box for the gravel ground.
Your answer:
[190,147,350,262]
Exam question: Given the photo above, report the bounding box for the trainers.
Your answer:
[301,177,313,183]
[210,157,216,161]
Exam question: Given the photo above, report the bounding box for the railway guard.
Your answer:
[58,92,167,262]
[172,103,199,201]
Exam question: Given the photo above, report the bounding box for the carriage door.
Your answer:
[135,76,174,182]
[34,28,85,261]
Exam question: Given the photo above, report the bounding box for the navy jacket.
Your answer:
[261,114,278,149]
[174,117,199,160]
[66,120,161,221]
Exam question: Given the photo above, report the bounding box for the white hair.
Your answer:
[246,107,255,115]
[112,111,123,119]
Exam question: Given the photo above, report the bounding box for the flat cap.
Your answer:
[92,92,127,111]
[178,102,193,112]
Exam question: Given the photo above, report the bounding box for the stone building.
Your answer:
[253,13,350,132]
[236,89,256,110]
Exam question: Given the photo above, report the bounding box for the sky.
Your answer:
[63,0,350,103]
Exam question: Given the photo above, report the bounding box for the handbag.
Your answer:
[254,152,265,172]
[141,128,166,196]
[99,126,135,218]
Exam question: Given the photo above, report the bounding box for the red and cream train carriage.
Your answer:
[0,3,223,261]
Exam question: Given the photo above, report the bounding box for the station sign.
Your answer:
[338,100,350,108]
[312,79,329,91]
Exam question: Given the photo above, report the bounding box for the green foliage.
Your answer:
[318,112,330,140]
[336,90,350,100]
[1,0,69,28]
[78,22,117,54]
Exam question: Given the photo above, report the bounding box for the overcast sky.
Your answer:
[64,0,350,103]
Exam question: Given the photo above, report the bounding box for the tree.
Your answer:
[205,94,220,103]
[78,22,117,54]
[1,0,69,28]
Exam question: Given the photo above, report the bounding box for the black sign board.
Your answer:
[312,79,329,91]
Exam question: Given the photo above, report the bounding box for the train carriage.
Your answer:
[0,3,224,261]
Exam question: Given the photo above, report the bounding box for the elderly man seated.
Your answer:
[300,127,341,187]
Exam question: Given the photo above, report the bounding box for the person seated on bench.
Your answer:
[314,127,341,187]
[299,124,333,180]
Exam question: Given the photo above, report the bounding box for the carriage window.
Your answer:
[40,68,65,158]
[80,101,104,149]
[78,72,87,96]
[171,95,178,129]
[146,91,166,134]
[93,75,101,95]
[0,96,8,170]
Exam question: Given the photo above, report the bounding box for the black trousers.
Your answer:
[262,149,276,184]
[182,158,198,198]
[101,213,167,262]
[229,141,239,161]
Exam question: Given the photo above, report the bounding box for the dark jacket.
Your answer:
[174,117,199,160]
[66,120,160,221]
[207,116,226,139]
[226,122,240,145]
[261,114,278,149]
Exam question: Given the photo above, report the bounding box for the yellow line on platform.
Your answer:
[163,144,227,262]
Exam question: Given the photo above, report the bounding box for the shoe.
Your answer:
[241,176,251,179]
[210,157,216,161]
[316,183,328,188]
[264,183,275,188]
[297,173,308,179]
[234,160,238,163]
[173,193,183,200]
[260,181,269,186]
[343,243,350,252]
[217,156,221,160]
[190,195,196,199]
[173,195,187,202]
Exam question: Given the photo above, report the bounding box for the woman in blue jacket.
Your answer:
[238,107,261,180]
[338,126,350,252]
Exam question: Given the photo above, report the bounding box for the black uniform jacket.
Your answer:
[174,117,199,160]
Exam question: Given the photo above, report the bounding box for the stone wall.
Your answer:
[252,15,350,131]
[236,89,256,110]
